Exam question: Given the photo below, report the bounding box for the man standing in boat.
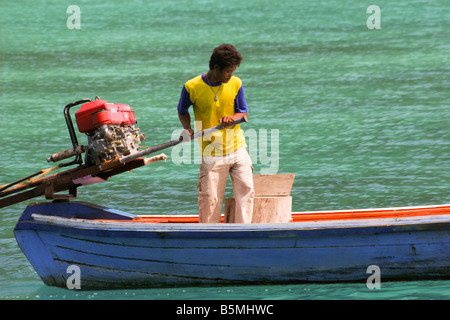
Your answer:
[177,44,254,223]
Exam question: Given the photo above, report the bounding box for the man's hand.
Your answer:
[219,113,247,127]
[219,116,236,127]
[180,128,194,142]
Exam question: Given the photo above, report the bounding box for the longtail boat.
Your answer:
[14,201,450,289]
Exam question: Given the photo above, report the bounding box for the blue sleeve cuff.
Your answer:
[177,86,192,114]
[234,85,248,113]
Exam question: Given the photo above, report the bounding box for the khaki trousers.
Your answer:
[198,147,254,223]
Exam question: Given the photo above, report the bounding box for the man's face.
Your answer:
[216,65,237,83]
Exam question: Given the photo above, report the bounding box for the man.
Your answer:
[177,44,254,223]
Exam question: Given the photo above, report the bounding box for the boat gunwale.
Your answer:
[15,203,450,234]
[26,211,450,233]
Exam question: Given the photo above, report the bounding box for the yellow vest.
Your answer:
[185,75,247,156]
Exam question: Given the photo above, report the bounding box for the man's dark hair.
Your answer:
[209,44,243,70]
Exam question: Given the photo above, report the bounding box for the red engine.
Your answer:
[75,99,136,133]
[71,99,144,165]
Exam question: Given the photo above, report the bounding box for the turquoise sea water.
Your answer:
[1,0,449,301]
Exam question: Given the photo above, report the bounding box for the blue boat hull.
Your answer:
[14,202,450,289]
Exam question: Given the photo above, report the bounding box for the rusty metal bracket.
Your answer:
[44,180,78,200]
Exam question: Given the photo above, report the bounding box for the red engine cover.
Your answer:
[75,100,136,133]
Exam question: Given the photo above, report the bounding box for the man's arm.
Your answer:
[178,111,192,131]
[219,84,248,127]
[177,85,194,141]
